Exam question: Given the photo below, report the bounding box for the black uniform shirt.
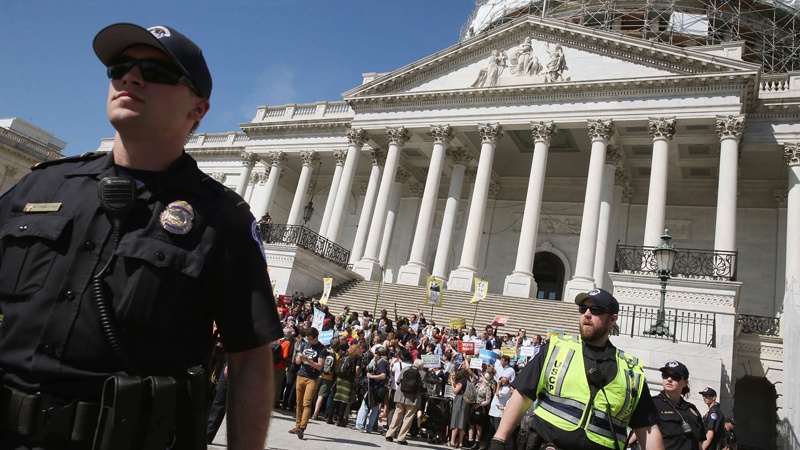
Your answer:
[512,340,658,450]
[0,152,282,399]
[703,403,725,449]
[653,391,706,450]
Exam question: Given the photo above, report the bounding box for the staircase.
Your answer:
[321,279,580,337]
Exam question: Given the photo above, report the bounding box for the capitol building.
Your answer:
[3,0,793,448]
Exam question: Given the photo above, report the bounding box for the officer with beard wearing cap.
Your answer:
[0,23,282,450]
[489,288,663,450]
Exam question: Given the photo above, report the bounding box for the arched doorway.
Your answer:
[733,376,778,449]
[533,252,565,300]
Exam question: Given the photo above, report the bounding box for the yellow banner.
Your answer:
[501,347,517,358]
[319,277,333,305]
[425,277,444,307]
[449,318,467,330]
[469,278,489,304]
[547,327,565,341]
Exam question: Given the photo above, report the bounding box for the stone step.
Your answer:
[321,279,580,338]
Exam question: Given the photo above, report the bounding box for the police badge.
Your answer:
[160,201,194,235]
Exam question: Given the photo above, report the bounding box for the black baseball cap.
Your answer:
[575,288,620,314]
[93,23,213,99]
[725,417,735,424]
[699,387,717,397]
[659,360,690,379]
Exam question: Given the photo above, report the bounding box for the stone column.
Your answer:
[504,121,556,298]
[319,149,347,237]
[785,144,800,284]
[326,129,368,244]
[565,119,614,300]
[349,149,386,264]
[245,170,262,203]
[775,188,788,315]
[432,148,472,281]
[398,125,453,285]
[714,115,745,253]
[236,151,259,196]
[255,152,287,219]
[643,117,676,247]
[380,168,413,267]
[287,151,320,226]
[354,126,409,281]
[593,147,624,289]
[449,123,503,291]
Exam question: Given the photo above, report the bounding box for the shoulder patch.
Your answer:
[710,412,718,420]
[31,152,105,171]
[200,175,251,211]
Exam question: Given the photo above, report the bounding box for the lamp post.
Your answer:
[645,229,677,337]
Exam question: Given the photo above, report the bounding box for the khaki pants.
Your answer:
[295,376,318,430]
[386,402,417,442]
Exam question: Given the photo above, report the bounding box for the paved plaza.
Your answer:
[209,407,446,450]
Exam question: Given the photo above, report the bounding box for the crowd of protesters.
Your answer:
[271,293,546,448]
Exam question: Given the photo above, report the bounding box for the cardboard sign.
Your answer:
[422,354,441,368]
[319,330,334,345]
[312,307,325,331]
[469,356,484,370]
[425,277,444,307]
[500,347,517,359]
[444,384,455,399]
[449,318,467,330]
[547,327,565,340]
[492,316,509,327]
[458,341,475,355]
[519,346,536,357]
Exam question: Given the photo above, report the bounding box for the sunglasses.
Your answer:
[661,372,684,381]
[107,57,198,95]
[578,305,610,315]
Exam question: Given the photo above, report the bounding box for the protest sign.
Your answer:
[500,348,517,359]
[422,354,441,368]
[492,316,509,327]
[479,349,497,365]
[319,277,333,305]
[519,346,536,358]
[458,341,475,355]
[469,278,489,304]
[425,277,444,306]
[319,330,334,345]
[469,356,484,370]
[449,318,467,330]
[547,327,565,340]
[311,307,325,330]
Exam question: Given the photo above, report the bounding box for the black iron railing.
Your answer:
[738,314,781,336]
[615,245,737,281]
[612,305,717,347]
[258,223,351,269]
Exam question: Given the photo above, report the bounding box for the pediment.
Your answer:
[343,16,759,102]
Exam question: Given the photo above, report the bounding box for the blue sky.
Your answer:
[1,1,476,156]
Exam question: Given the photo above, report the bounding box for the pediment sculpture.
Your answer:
[471,37,569,88]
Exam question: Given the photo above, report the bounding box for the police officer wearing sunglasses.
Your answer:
[0,23,282,450]
[489,289,664,450]
[629,361,705,450]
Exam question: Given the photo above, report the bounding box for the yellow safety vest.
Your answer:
[533,335,645,449]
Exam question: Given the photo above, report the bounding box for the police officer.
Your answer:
[489,289,664,450]
[643,361,705,450]
[699,387,725,450]
[0,23,282,449]
[721,418,737,450]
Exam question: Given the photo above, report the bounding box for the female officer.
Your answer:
[630,361,705,450]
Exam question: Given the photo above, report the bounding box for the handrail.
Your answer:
[258,223,351,269]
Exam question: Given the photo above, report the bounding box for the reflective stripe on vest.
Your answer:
[533,336,646,449]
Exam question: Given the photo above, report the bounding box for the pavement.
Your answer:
[209,407,450,450]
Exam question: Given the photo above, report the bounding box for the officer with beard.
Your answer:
[489,289,664,450]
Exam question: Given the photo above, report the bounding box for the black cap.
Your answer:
[699,387,717,397]
[93,23,212,99]
[725,417,735,424]
[575,288,619,314]
[659,360,690,379]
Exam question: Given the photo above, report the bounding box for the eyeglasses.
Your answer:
[661,372,684,381]
[578,305,610,315]
[107,57,198,95]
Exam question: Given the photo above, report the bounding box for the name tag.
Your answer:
[23,203,62,213]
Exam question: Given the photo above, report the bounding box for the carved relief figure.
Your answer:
[510,37,541,76]
[471,49,508,88]
[544,43,567,82]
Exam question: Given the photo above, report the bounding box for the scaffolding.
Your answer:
[460,0,800,73]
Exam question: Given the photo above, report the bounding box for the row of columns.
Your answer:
[239,115,752,299]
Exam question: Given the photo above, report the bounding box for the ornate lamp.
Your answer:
[645,229,677,337]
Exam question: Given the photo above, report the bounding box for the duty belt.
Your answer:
[0,385,100,442]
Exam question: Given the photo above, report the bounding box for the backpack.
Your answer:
[322,351,336,375]
[336,355,354,378]
[399,364,421,394]
[463,380,477,404]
